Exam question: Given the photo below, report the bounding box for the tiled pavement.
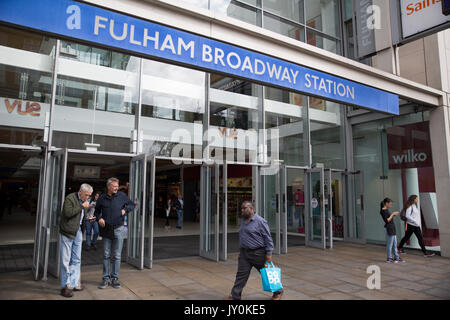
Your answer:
[1,242,450,300]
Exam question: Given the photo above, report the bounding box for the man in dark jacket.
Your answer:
[59,183,92,298]
[96,177,135,289]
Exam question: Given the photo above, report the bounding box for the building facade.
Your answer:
[0,0,448,281]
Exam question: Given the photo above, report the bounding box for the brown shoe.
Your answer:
[73,284,84,292]
[60,286,73,298]
[271,290,283,300]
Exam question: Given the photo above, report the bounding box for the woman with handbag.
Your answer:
[397,195,435,257]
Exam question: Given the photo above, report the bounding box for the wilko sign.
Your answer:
[4,99,41,116]
[386,122,433,169]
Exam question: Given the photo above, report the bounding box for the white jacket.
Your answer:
[405,205,421,227]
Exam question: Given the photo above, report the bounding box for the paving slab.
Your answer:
[1,242,450,300]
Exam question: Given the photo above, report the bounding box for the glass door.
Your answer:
[262,165,281,255]
[306,168,326,249]
[127,154,147,269]
[344,170,366,243]
[200,163,220,261]
[32,148,48,280]
[144,156,155,268]
[44,148,68,279]
[283,166,307,252]
[324,169,333,249]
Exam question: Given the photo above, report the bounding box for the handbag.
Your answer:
[260,261,283,293]
[99,222,115,240]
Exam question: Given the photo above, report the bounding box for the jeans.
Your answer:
[85,220,99,247]
[102,225,125,281]
[176,209,183,228]
[385,230,399,260]
[60,227,83,289]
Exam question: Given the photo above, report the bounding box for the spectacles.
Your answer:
[241,206,251,210]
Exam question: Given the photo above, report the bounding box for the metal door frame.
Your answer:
[144,155,156,268]
[220,161,227,261]
[127,153,147,270]
[43,148,67,279]
[200,163,220,261]
[324,169,333,249]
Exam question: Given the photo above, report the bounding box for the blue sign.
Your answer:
[0,0,399,114]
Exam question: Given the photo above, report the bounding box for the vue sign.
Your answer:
[4,99,41,116]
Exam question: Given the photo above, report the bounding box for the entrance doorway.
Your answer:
[33,148,133,280]
[0,146,41,273]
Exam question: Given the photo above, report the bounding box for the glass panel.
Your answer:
[263,13,305,42]
[210,74,261,164]
[265,87,306,166]
[201,165,218,260]
[144,158,155,268]
[46,150,66,277]
[211,0,260,26]
[305,0,339,37]
[345,20,355,60]
[307,30,340,54]
[53,41,138,152]
[141,59,205,159]
[309,170,324,244]
[310,98,344,169]
[263,171,280,253]
[330,171,344,238]
[264,0,304,23]
[128,157,145,267]
[0,25,56,146]
[286,168,306,236]
[353,112,439,250]
[344,0,353,21]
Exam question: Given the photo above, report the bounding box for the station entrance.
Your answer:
[0,147,364,280]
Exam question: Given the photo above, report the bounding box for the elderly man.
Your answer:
[96,177,135,289]
[59,183,93,298]
[226,200,283,300]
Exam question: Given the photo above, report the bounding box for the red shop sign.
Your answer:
[386,121,433,170]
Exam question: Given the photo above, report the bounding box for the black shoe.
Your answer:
[60,286,73,298]
[397,248,406,254]
[424,253,435,257]
[272,290,284,300]
[92,244,97,251]
[98,279,110,289]
[111,279,121,289]
[85,246,91,251]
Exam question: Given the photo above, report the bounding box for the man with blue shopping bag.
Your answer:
[226,201,283,300]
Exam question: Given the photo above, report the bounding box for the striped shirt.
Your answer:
[239,213,274,255]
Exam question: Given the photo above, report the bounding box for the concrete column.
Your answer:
[430,105,450,257]
[428,30,450,257]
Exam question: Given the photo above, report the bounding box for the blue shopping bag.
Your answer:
[260,262,283,292]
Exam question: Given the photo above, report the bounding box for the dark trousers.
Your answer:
[398,224,427,254]
[231,247,282,300]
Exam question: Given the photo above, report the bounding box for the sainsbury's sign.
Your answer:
[401,0,450,38]
[0,0,399,115]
